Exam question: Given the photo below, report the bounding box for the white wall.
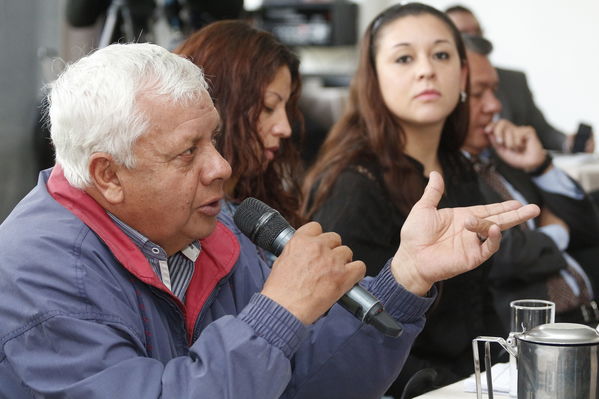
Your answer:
[358,0,599,139]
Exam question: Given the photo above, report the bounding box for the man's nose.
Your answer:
[482,90,502,114]
[203,147,232,184]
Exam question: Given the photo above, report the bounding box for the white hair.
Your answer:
[48,42,209,188]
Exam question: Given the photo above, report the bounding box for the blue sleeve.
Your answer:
[218,199,435,398]
[536,224,569,251]
[283,262,435,399]
[532,167,584,199]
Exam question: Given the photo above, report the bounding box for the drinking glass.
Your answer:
[510,299,555,333]
[508,299,555,397]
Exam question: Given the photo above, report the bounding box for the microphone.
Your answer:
[233,197,403,338]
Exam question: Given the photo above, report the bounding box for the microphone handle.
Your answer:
[271,227,403,338]
[339,284,380,321]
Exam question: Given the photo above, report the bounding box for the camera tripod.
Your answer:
[98,0,136,48]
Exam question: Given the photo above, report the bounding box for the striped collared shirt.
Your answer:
[107,213,200,301]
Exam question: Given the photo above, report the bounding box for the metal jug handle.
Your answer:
[472,336,517,399]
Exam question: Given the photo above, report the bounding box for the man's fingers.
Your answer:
[492,119,508,145]
[344,260,367,288]
[464,218,502,259]
[322,231,343,249]
[480,224,501,258]
[294,224,344,251]
[484,120,498,135]
[461,201,539,231]
[485,203,540,231]
[332,244,354,263]
[504,127,515,149]
[414,171,445,210]
[586,136,595,153]
[464,200,523,219]
[296,221,324,236]
[512,130,526,151]
[464,215,492,236]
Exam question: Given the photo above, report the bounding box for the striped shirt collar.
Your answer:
[106,212,200,300]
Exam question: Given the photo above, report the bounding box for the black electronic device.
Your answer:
[258,1,357,46]
[572,123,593,153]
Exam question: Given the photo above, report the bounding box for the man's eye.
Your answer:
[180,146,197,157]
[212,129,222,146]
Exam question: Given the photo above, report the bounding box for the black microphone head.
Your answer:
[233,198,273,236]
[234,198,291,254]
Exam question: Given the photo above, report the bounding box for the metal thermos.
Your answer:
[473,323,599,399]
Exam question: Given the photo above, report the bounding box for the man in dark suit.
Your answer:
[462,34,599,327]
[495,68,569,152]
[446,5,594,153]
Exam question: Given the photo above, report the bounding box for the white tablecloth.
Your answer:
[552,153,599,192]
[413,363,512,399]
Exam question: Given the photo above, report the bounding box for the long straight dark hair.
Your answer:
[302,3,470,217]
[175,20,305,227]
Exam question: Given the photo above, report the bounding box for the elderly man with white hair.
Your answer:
[0,43,538,398]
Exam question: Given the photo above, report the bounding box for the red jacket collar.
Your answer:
[47,166,240,341]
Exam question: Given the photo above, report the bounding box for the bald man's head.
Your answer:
[446,6,483,36]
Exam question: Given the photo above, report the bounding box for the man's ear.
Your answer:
[460,62,469,93]
[88,153,124,204]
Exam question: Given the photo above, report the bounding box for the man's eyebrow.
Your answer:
[211,120,223,139]
[214,120,222,134]
[481,81,498,89]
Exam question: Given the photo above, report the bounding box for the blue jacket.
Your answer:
[0,167,434,399]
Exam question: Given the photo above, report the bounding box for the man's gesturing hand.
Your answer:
[391,171,540,296]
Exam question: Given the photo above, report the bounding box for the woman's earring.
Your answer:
[460,91,467,103]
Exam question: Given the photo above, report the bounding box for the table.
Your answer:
[413,380,511,398]
[552,153,599,192]
[413,362,513,398]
